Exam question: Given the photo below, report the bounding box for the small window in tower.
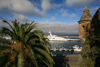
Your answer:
[83,26,85,28]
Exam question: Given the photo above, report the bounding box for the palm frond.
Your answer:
[26,45,39,67]
[0,37,12,45]
[36,54,51,67]
[1,20,54,67]
[17,52,24,67]
[3,20,14,31]
[2,27,13,37]
[34,47,55,66]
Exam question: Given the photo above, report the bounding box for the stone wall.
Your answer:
[78,7,92,42]
[79,21,90,41]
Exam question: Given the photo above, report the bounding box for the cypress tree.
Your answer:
[80,8,100,67]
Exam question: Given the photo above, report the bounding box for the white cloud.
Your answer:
[0,0,45,17]
[50,16,56,21]
[0,0,62,17]
[70,13,77,17]
[0,18,79,35]
[36,21,79,34]
[51,4,62,9]
[60,9,68,17]
[66,0,95,6]
[90,7,99,15]
[41,0,51,12]
[41,0,62,12]
[60,9,77,17]
[0,0,63,17]
[13,14,31,22]
[75,6,99,16]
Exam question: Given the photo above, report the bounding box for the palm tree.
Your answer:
[0,29,12,46]
[0,37,12,45]
[0,20,54,67]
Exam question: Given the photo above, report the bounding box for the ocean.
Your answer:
[49,40,83,55]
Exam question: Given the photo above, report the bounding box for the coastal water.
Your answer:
[49,41,83,55]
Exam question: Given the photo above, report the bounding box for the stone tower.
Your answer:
[78,6,92,41]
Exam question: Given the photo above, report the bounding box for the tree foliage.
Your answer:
[0,37,12,45]
[0,20,54,67]
[80,8,100,67]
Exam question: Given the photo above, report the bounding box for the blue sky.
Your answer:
[0,0,100,35]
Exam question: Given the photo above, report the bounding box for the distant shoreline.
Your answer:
[45,33,79,36]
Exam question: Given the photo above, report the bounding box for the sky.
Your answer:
[0,0,100,35]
